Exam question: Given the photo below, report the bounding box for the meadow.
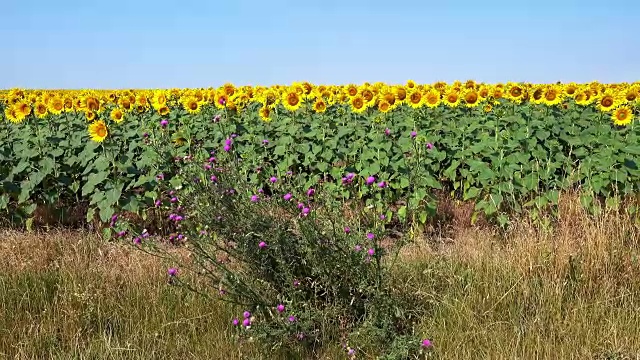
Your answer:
[1,81,640,359]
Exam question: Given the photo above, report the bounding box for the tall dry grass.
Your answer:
[1,194,639,359]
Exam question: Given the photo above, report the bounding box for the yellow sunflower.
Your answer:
[34,102,48,118]
[282,90,302,112]
[259,105,272,122]
[423,89,441,108]
[574,89,593,106]
[85,96,101,112]
[612,106,634,126]
[14,101,31,118]
[564,83,579,97]
[624,86,638,103]
[483,104,493,113]
[378,99,391,113]
[463,90,480,108]
[48,96,64,115]
[158,105,170,116]
[393,86,407,103]
[407,89,423,108]
[505,83,525,104]
[596,90,619,112]
[443,90,461,107]
[88,120,108,142]
[345,84,359,98]
[4,106,23,123]
[110,108,124,123]
[350,94,367,113]
[406,80,417,89]
[85,111,96,122]
[530,86,545,105]
[313,98,327,113]
[183,96,201,114]
[541,85,563,106]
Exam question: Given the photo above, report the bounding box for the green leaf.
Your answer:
[464,187,481,201]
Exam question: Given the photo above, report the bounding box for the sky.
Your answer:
[1,0,639,89]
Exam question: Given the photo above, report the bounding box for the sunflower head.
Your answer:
[85,96,101,112]
[5,106,23,123]
[259,106,272,122]
[424,89,441,108]
[183,96,201,114]
[313,99,327,113]
[350,95,367,113]
[158,105,170,116]
[408,90,423,108]
[378,100,391,113]
[110,108,124,123]
[597,91,618,112]
[463,90,480,107]
[48,97,64,115]
[394,86,407,102]
[34,102,48,118]
[346,84,358,97]
[443,90,460,107]
[282,91,302,112]
[612,106,634,126]
[88,120,108,143]
[465,80,477,89]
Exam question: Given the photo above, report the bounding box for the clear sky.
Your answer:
[1,0,639,89]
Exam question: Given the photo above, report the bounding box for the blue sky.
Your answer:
[1,0,639,89]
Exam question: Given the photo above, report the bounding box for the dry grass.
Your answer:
[1,194,640,359]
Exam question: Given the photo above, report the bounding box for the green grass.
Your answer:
[2,199,640,359]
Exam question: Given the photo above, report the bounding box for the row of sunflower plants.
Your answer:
[1,95,639,229]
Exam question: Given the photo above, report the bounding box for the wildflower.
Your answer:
[117,230,127,237]
[293,280,300,287]
[348,348,356,356]
[225,138,232,146]
[301,207,310,216]
[208,156,216,163]
[242,318,251,327]
[156,173,165,181]
[421,339,432,348]
[259,241,267,249]
[210,175,218,182]
[231,133,238,138]
[213,114,221,122]
[223,144,231,152]
[344,226,351,233]
[243,311,251,319]
[411,131,417,138]
[133,237,141,245]
[270,176,278,183]
[168,268,178,277]
[258,188,264,194]
[385,128,391,136]
[288,315,297,323]
[366,176,375,185]
[251,195,259,202]
[380,214,386,220]
[263,139,269,144]
[170,197,178,203]
[307,188,315,196]
[377,181,386,188]
[297,202,304,209]
[277,304,285,313]
[204,164,212,170]
[354,245,362,252]
[368,248,375,256]
[367,232,375,240]
[160,119,168,128]
[426,142,434,150]
[219,289,226,296]
[232,318,239,326]
[283,193,292,201]
[143,132,149,138]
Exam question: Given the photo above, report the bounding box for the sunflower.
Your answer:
[158,105,170,116]
[14,101,31,118]
[110,108,124,123]
[612,106,634,126]
[505,83,524,103]
[463,90,480,107]
[346,84,358,97]
[313,99,327,113]
[4,106,23,123]
[394,86,407,102]
[443,90,460,107]
[423,89,441,108]
[464,80,477,89]
[574,89,593,106]
[483,104,493,113]
[85,110,96,122]
[118,97,133,112]
[596,90,619,112]
[624,86,638,103]
[222,83,235,97]
[378,100,391,113]
[406,80,417,89]
[183,96,201,114]
[283,90,302,112]
[262,90,278,107]
[48,96,64,115]
[541,85,563,106]
[215,93,229,109]
[88,120,108,142]
[478,85,490,99]
[407,89,423,108]
[530,86,545,105]
[85,96,101,112]
[259,105,272,122]
[360,88,375,104]
[564,83,579,97]
[350,95,367,113]
[34,102,48,118]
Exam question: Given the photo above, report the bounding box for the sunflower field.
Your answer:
[1,81,639,228]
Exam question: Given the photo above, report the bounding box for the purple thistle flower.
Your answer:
[366,176,376,185]
[156,173,165,181]
[277,304,285,313]
[301,207,310,216]
[297,202,304,209]
[213,114,221,122]
[426,142,434,150]
[117,230,127,237]
[170,197,178,203]
[111,214,118,223]
[225,138,232,146]
[231,133,238,138]
[307,188,315,196]
[243,311,251,319]
[154,200,161,207]
[348,348,356,356]
[251,195,259,202]
[286,171,293,176]
[143,132,149,138]
[354,245,362,252]
[242,318,251,327]
[210,175,218,182]
[169,190,175,196]
[204,164,212,170]
[367,232,375,240]
[177,234,184,240]
[344,226,351,233]
[208,156,216,163]
[263,139,269,144]
[133,237,141,245]
[168,268,178,277]
[421,339,432,348]
[258,188,264,194]
[368,248,375,256]
[377,181,386,188]
[232,318,239,326]
[379,214,386,220]
[385,128,391,136]
[411,130,417,138]
[223,144,231,152]
[270,176,278,183]
[283,193,292,201]
[160,119,168,128]
[293,280,300,287]
[258,241,267,249]
[288,315,297,323]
